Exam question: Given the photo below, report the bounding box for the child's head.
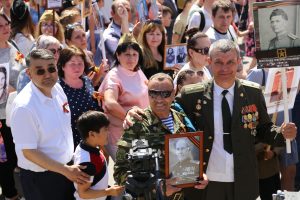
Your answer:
[76,111,110,146]
[161,6,172,28]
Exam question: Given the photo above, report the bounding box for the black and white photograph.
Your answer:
[257,5,300,51]
[164,44,187,69]
[46,0,62,9]
[0,63,9,105]
[253,1,300,68]
[82,0,92,18]
[165,132,203,188]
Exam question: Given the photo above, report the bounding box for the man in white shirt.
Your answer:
[205,0,237,44]
[10,49,89,200]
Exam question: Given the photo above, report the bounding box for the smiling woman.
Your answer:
[98,34,149,161]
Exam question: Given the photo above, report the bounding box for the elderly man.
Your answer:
[114,73,207,200]
[268,8,300,50]
[125,39,297,200]
[10,49,89,200]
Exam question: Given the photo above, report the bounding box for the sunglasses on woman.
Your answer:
[36,66,57,75]
[191,47,210,55]
[148,89,173,98]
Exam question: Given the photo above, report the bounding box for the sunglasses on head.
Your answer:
[65,22,82,31]
[148,89,173,98]
[186,70,204,77]
[145,19,162,25]
[36,66,57,75]
[48,47,62,55]
[191,47,209,55]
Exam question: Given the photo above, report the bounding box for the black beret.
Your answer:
[11,0,29,20]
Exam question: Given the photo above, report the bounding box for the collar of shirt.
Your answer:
[30,81,58,104]
[213,80,235,97]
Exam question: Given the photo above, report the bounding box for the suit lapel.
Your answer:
[202,81,214,136]
[231,79,248,131]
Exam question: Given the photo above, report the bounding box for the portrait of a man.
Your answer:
[166,47,175,65]
[170,138,199,185]
[176,47,186,64]
[268,8,300,49]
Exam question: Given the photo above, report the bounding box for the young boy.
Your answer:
[74,111,124,200]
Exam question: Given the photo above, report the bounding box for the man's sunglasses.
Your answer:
[191,47,210,55]
[186,70,204,77]
[148,89,173,98]
[36,67,57,75]
[48,47,62,55]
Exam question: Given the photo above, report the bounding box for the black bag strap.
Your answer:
[198,10,205,32]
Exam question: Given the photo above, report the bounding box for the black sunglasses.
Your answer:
[36,67,57,75]
[186,70,204,77]
[148,89,173,98]
[48,47,62,55]
[191,47,209,55]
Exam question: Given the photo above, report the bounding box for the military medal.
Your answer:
[196,104,201,110]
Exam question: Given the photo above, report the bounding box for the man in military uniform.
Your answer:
[171,139,199,185]
[114,73,208,200]
[125,39,297,200]
[268,8,300,49]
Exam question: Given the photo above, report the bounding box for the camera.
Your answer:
[123,139,163,200]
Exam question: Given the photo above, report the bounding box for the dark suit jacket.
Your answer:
[176,79,285,200]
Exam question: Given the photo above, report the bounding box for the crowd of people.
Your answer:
[0,0,299,200]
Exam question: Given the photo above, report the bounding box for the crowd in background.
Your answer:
[0,0,300,199]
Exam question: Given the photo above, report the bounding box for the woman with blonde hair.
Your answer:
[138,20,175,79]
[35,10,64,43]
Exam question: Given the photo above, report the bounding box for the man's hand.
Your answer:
[195,174,209,189]
[165,178,182,196]
[281,122,297,140]
[63,165,90,185]
[123,106,145,129]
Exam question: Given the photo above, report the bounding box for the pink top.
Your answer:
[99,66,149,145]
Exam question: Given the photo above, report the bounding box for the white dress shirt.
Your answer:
[206,81,235,182]
[10,82,74,172]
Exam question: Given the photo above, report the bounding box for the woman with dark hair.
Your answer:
[65,22,107,87]
[10,0,35,56]
[0,11,24,200]
[138,20,176,79]
[98,34,149,161]
[173,31,212,85]
[0,67,8,104]
[57,46,101,148]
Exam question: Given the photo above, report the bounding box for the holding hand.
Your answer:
[195,174,209,189]
[281,122,297,140]
[64,165,90,185]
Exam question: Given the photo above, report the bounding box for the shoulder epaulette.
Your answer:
[288,33,298,40]
[240,79,261,89]
[182,83,204,94]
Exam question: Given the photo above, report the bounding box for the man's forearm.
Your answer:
[22,149,68,176]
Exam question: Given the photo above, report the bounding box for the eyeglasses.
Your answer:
[36,66,57,75]
[191,47,209,55]
[186,70,204,77]
[145,19,162,25]
[48,47,62,55]
[41,23,58,29]
[148,89,173,98]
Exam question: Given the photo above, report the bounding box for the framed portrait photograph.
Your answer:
[165,132,203,188]
[46,0,62,9]
[164,44,187,70]
[82,0,92,18]
[0,63,9,105]
[253,0,300,68]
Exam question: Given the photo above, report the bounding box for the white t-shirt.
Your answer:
[205,25,238,44]
[10,82,74,172]
[188,7,213,33]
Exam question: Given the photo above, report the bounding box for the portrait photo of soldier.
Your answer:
[169,138,199,185]
[268,8,300,50]
[176,46,187,64]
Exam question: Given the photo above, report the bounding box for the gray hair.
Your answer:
[208,39,240,59]
[26,49,55,67]
[36,35,61,49]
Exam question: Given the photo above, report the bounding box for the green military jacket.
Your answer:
[114,107,197,200]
